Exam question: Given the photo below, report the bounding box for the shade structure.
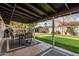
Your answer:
[0,3,79,24]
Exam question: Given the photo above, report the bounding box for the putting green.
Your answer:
[35,33,79,53]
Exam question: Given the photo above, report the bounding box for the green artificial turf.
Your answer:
[35,33,79,53]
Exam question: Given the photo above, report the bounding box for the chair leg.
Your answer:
[29,38,32,44]
[6,39,10,51]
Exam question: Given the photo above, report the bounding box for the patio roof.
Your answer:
[0,3,79,24]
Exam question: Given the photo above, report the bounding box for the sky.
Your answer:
[36,13,79,27]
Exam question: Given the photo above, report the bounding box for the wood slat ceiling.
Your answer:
[0,3,79,24]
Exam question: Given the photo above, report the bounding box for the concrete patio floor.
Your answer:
[0,39,79,56]
[1,39,52,56]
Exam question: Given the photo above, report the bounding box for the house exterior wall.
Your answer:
[0,15,5,31]
[48,27,52,33]
[74,27,79,36]
[0,15,5,41]
[38,27,49,33]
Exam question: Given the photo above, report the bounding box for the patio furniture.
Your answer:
[14,31,33,45]
[25,32,32,44]
[18,33,25,45]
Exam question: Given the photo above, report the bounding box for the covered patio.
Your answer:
[0,3,79,56]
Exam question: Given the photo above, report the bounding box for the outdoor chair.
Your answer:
[25,33,32,44]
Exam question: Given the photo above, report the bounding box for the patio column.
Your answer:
[51,17,55,47]
[33,26,35,40]
[31,22,36,40]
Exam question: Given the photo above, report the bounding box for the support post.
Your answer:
[9,3,16,23]
[33,27,35,40]
[6,37,10,51]
[52,17,55,47]
[29,22,36,40]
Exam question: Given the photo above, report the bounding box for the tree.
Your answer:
[57,20,79,35]
[27,22,37,29]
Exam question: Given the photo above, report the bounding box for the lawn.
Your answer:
[35,33,79,53]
